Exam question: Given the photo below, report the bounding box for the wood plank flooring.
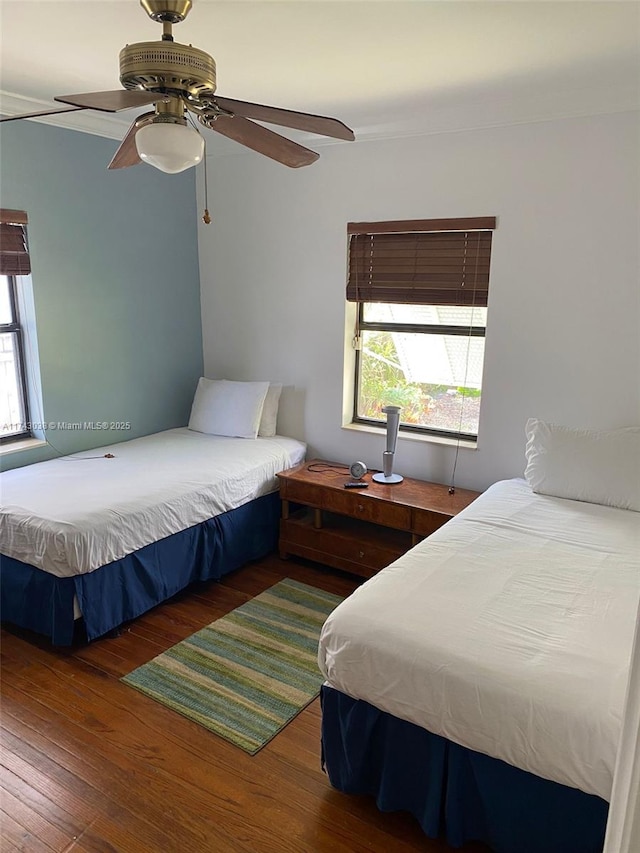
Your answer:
[1,555,490,853]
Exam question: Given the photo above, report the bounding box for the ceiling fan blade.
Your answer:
[204,115,319,168]
[209,96,355,141]
[0,106,90,123]
[107,112,155,169]
[108,112,155,170]
[55,90,160,112]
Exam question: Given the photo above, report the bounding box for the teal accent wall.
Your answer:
[0,120,203,470]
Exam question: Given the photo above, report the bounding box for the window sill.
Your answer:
[341,421,478,450]
[0,437,48,457]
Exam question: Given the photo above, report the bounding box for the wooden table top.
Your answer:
[277,458,481,517]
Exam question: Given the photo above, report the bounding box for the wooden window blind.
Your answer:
[346,216,496,307]
[0,209,31,276]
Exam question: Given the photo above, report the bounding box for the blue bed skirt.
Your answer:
[1,491,280,645]
[320,685,608,853]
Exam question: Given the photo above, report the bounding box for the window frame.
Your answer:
[1,273,32,443]
[352,302,487,442]
[346,216,495,443]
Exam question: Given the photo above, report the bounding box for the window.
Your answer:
[0,210,32,443]
[347,217,496,442]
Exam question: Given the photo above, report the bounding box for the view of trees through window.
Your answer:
[356,304,486,437]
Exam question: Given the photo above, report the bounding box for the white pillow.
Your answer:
[188,378,269,439]
[258,383,282,437]
[524,418,640,511]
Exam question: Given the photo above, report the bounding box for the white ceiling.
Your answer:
[1,0,639,147]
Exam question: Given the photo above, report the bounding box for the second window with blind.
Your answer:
[347,217,496,442]
[1,210,33,444]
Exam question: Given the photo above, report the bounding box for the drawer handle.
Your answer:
[357,504,364,512]
[359,550,365,558]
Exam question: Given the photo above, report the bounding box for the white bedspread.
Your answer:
[1,428,306,577]
[318,478,640,801]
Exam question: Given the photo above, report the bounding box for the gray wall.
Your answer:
[0,120,203,470]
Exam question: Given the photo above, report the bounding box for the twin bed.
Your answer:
[1,427,306,644]
[318,421,640,853]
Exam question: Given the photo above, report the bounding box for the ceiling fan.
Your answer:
[1,0,355,175]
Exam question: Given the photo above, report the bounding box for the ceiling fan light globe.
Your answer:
[135,122,204,173]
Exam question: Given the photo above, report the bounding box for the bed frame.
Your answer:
[1,491,280,645]
[320,685,608,853]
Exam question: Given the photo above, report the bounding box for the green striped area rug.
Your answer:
[121,579,343,754]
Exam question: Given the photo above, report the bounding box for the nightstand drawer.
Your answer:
[280,514,409,574]
[280,479,325,507]
[281,522,407,571]
[412,508,450,537]
[334,536,405,571]
[324,490,411,529]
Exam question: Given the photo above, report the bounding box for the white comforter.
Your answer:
[318,478,640,801]
[0,428,306,577]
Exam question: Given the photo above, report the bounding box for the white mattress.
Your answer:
[1,428,306,577]
[318,478,640,801]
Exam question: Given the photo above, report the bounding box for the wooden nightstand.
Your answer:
[277,459,481,578]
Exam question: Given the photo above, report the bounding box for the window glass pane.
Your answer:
[0,276,14,325]
[357,329,484,435]
[0,331,26,436]
[362,302,487,327]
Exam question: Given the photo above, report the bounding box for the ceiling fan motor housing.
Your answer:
[119,41,216,99]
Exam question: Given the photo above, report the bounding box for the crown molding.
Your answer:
[0,91,126,140]
[2,85,639,152]
[347,84,640,146]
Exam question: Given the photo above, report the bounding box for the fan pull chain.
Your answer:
[187,111,211,224]
[202,141,211,224]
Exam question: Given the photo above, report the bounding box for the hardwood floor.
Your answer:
[1,555,490,853]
